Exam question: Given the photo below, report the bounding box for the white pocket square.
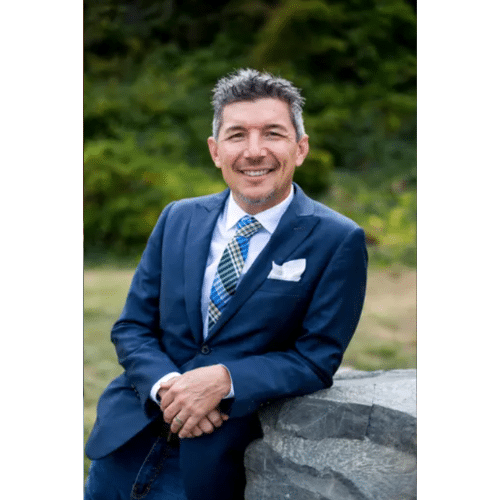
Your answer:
[267,259,306,282]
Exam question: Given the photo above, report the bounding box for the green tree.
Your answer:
[84,0,416,262]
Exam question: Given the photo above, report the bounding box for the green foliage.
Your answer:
[249,0,416,173]
[294,148,334,196]
[84,0,416,264]
[84,136,226,256]
[321,163,416,267]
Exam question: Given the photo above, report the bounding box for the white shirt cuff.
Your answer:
[150,372,181,406]
[220,364,235,399]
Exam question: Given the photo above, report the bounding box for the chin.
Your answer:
[239,190,275,207]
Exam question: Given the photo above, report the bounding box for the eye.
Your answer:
[227,132,244,141]
[266,130,283,138]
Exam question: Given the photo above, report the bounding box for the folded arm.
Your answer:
[111,203,233,434]
[110,204,183,415]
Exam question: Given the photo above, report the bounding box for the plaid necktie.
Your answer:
[208,215,262,330]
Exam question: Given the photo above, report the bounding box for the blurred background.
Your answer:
[84,0,416,477]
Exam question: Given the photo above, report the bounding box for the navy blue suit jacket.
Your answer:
[85,184,367,480]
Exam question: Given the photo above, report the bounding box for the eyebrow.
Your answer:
[223,126,246,135]
[222,124,288,135]
[264,124,288,132]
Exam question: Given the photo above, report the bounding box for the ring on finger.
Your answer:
[174,416,183,426]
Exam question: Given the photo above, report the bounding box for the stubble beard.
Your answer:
[232,153,281,209]
[237,189,276,208]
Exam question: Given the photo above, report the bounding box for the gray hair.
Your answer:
[211,68,306,141]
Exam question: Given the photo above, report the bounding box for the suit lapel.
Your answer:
[206,185,319,341]
[184,190,229,345]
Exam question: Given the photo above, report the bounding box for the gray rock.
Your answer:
[244,369,416,500]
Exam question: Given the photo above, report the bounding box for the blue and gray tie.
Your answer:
[208,215,262,330]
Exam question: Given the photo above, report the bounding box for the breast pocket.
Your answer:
[256,278,305,297]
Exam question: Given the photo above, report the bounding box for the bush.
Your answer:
[84,136,226,256]
[321,166,416,267]
[83,0,416,264]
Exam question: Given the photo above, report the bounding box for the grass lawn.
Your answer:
[84,264,416,478]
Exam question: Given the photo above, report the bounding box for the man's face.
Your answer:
[207,98,309,214]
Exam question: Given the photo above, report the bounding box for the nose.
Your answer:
[244,133,267,160]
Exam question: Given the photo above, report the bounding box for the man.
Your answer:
[85,68,367,500]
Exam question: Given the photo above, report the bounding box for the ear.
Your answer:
[207,137,222,168]
[295,134,309,167]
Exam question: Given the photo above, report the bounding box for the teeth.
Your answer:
[243,170,270,177]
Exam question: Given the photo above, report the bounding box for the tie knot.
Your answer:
[236,215,262,238]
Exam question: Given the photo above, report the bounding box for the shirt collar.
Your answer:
[225,187,294,235]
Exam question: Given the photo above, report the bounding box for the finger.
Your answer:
[191,425,204,438]
[168,411,187,434]
[182,426,203,439]
[197,417,215,435]
[158,378,181,411]
[163,402,181,425]
[162,393,187,424]
[159,390,176,412]
[178,413,204,439]
[205,409,223,428]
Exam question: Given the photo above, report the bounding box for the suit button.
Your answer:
[201,345,211,355]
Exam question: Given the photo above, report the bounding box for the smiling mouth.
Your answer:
[240,168,274,177]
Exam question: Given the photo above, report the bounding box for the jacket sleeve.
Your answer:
[222,226,368,418]
[110,203,181,416]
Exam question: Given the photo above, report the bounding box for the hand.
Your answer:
[158,365,231,438]
[175,409,229,439]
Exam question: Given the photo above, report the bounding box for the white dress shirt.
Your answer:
[150,187,294,403]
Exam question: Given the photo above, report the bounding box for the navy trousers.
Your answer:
[84,419,188,500]
[85,414,261,500]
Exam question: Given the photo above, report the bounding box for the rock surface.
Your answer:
[244,369,416,500]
